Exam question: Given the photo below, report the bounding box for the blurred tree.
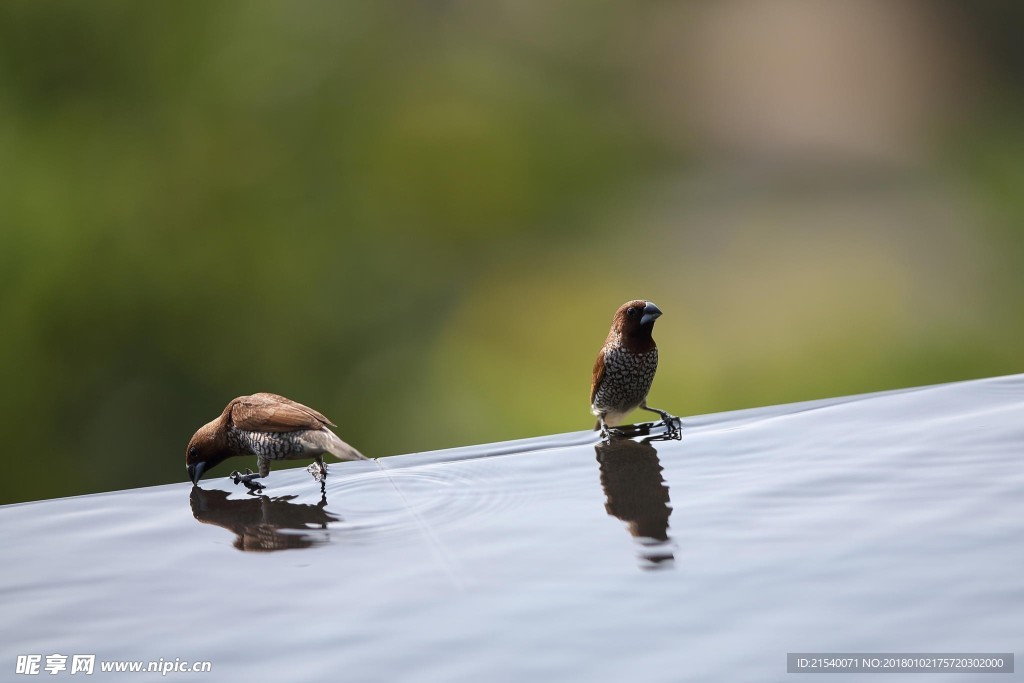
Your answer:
[0,1,1022,504]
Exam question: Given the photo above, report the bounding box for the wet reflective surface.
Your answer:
[2,375,1022,681]
[596,435,675,568]
[190,487,338,552]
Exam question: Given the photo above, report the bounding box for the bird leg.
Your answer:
[599,415,629,439]
[640,402,680,434]
[229,469,266,494]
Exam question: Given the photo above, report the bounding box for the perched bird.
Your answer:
[590,300,677,435]
[186,393,367,485]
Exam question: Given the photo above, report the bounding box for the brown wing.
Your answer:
[228,393,336,432]
[590,349,606,406]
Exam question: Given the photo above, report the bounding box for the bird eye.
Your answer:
[626,307,636,317]
[188,446,197,459]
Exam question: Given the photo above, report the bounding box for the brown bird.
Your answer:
[590,300,676,435]
[185,393,367,485]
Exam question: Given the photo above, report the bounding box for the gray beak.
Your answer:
[640,301,662,326]
[188,462,207,485]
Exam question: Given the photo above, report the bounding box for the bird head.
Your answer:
[185,418,229,485]
[613,299,662,338]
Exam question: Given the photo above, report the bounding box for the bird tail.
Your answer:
[322,428,369,461]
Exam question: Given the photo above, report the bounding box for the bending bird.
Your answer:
[186,393,367,486]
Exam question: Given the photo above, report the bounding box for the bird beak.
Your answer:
[640,302,662,326]
[188,462,206,485]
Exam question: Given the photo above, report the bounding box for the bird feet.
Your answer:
[306,462,328,483]
[598,416,631,440]
[642,406,681,438]
[229,469,266,495]
[601,411,682,441]
[602,426,629,438]
[658,414,681,439]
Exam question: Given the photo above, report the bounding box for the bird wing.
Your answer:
[590,350,606,405]
[228,393,337,432]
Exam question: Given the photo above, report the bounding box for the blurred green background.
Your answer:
[2,1,1022,504]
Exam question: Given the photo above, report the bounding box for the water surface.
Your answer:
[2,376,1022,681]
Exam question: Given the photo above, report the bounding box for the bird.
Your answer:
[590,299,677,436]
[185,393,367,486]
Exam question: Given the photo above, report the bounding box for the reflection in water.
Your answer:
[596,436,675,569]
[190,486,340,552]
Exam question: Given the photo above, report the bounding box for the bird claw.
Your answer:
[229,469,266,494]
[229,468,254,483]
[602,416,681,442]
[642,407,680,438]
[601,426,630,440]
[306,462,327,483]
[654,416,682,441]
[648,409,675,425]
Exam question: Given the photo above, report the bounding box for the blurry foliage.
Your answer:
[0,1,1022,504]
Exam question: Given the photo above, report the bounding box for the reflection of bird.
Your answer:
[186,393,367,486]
[590,300,676,435]
[596,438,674,567]
[190,487,340,552]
